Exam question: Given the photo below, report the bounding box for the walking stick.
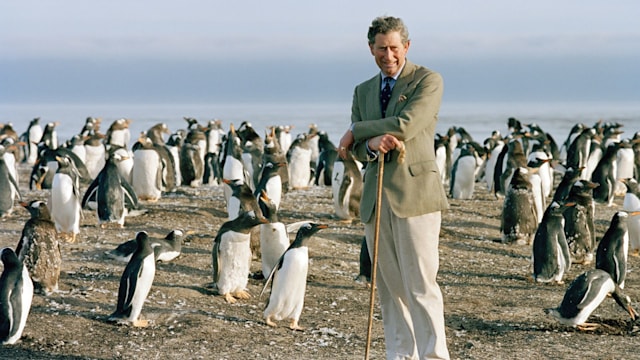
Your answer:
[365,143,404,360]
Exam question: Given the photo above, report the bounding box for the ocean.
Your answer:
[1,101,639,148]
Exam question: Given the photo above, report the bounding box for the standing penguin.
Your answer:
[254,160,285,212]
[621,178,640,256]
[258,191,289,279]
[563,180,598,265]
[222,124,251,203]
[592,142,620,206]
[331,152,363,222]
[262,222,328,330]
[287,133,313,190]
[50,154,82,243]
[501,167,538,244]
[82,151,139,228]
[83,132,107,180]
[105,118,132,149]
[0,248,33,345]
[21,117,43,165]
[15,200,60,295]
[131,133,163,202]
[565,127,595,180]
[545,269,637,331]
[596,211,630,289]
[552,166,584,203]
[223,179,262,221]
[108,231,156,327]
[314,131,338,186]
[0,145,21,217]
[449,143,477,200]
[212,211,268,303]
[527,157,549,224]
[532,202,573,284]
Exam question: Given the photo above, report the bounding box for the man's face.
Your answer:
[369,31,410,77]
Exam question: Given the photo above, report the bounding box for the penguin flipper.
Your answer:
[82,177,100,209]
[211,235,221,284]
[260,252,286,298]
[8,171,22,201]
[121,178,139,210]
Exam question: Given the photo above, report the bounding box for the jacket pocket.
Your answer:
[408,160,437,177]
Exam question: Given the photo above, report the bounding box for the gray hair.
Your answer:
[367,16,410,45]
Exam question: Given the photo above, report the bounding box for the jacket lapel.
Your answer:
[386,61,416,117]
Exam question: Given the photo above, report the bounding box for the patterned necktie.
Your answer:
[380,77,392,117]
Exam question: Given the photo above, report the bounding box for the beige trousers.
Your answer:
[365,192,449,360]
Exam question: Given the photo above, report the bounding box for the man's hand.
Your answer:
[367,134,402,154]
[338,129,355,159]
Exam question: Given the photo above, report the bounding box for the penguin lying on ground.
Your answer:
[546,269,637,331]
[105,229,185,263]
[261,222,328,330]
[0,247,33,345]
[108,231,156,327]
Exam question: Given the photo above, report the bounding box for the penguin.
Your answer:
[545,269,637,331]
[222,124,251,204]
[621,178,640,256]
[180,141,204,188]
[584,133,603,181]
[450,143,477,200]
[559,123,586,164]
[331,151,363,221]
[563,180,598,265]
[83,132,107,180]
[532,202,573,284]
[39,122,59,150]
[223,178,262,221]
[203,120,224,186]
[15,200,60,295]
[592,142,620,206]
[596,211,629,289]
[287,133,313,190]
[50,154,82,243]
[481,133,504,192]
[0,248,33,345]
[552,167,584,203]
[67,134,87,165]
[565,127,595,180]
[615,140,635,196]
[355,236,371,284]
[108,231,156,327]
[105,229,184,263]
[212,210,268,303]
[276,125,293,155]
[261,222,328,330]
[21,117,43,165]
[527,156,549,225]
[78,116,101,137]
[237,121,264,188]
[254,160,285,212]
[131,133,163,202]
[0,145,22,217]
[314,131,337,186]
[497,138,527,198]
[105,118,132,149]
[145,123,170,146]
[528,142,553,199]
[501,167,538,244]
[264,127,290,194]
[434,133,451,186]
[109,145,134,185]
[166,130,184,187]
[81,150,139,228]
[258,191,289,280]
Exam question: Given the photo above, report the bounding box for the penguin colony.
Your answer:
[0,115,638,351]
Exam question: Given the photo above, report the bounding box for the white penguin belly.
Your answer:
[217,232,251,294]
[84,145,106,180]
[127,254,156,321]
[452,156,476,200]
[260,222,289,278]
[51,174,81,233]
[288,147,311,189]
[264,248,309,321]
[132,149,162,200]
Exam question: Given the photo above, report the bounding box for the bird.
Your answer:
[501,167,538,244]
[105,229,184,263]
[596,211,630,289]
[532,202,573,284]
[563,180,598,265]
[261,222,328,330]
[258,191,289,280]
[131,133,163,202]
[50,154,82,243]
[0,144,21,218]
[546,269,637,331]
[450,143,477,200]
[0,247,34,345]
[104,118,132,149]
[331,152,363,222]
[15,200,61,295]
[621,178,640,256]
[20,117,43,165]
[82,150,139,228]
[254,159,285,212]
[212,210,267,303]
[526,156,549,224]
[314,131,338,186]
[223,178,263,221]
[592,142,620,207]
[287,133,313,190]
[108,231,156,327]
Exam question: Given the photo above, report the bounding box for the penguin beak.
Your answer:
[629,211,640,217]
[260,190,270,202]
[315,224,329,230]
[628,305,638,321]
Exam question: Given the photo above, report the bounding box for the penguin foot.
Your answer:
[223,293,237,304]
[232,290,251,300]
[132,319,150,328]
[577,323,600,331]
[631,249,640,257]
[289,320,304,331]
[265,316,277,327]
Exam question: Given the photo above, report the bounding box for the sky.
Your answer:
[2,0,639,104]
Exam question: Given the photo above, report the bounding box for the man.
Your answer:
[338,16,450,359]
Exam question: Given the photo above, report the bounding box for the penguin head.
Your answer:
[21,200,51,220]
[611,288,639,321]
[0,247,20,268]
[166,229,184,242]
[294,222,329,246]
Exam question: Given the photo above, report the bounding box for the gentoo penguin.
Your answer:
[596,211,630,289]
[450,143,477,200]
[258,191,289,279]
[78,116,101,137]
[563,180,598,265]
[223,178,263,221]
[0,248,33,345]
[592,142,620,206]
[261,222,328,330]
[81,150,139,228]
[145,123,170,146]
[276,125,293,155]
[528,142,553,199]
[50,154,82,243]
[287,133,313,190]
[559,123,586,164]
[527,156,549,224]
[66,134,87,165]
[254,160,285,212]
[222,124,250,203]
[615,140,635,196]
[108,145,134,185]
[108,231,156,327]
[0,145,21,217]
[497,138,527,198]
[180,141,204,187]
[552,167,584,203]
[532,202,573,284]
[546,269,637,331]
[501,167,538,244]
[237,121,264,188]
[212,210,267,303]
[105,229,184,263]
[203,120,224,186]
[83,132,107,180]
[434,133,451,186]
[264,127,290,194]
[21,117,43,165]
[105,118,132,149]
[39,122,59,150]
[565,127,596,180]
[331,152,363,221]
[314,131,337,186]
[131,133,163,201]
[15,200,60,295]
[166,130,185,187]
[621,178,640,256]
[481,132,504,192]
[584,133,603,180]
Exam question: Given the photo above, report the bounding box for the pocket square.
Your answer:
[398,94,407,103]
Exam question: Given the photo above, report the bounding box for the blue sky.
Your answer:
[2,0,639,104]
